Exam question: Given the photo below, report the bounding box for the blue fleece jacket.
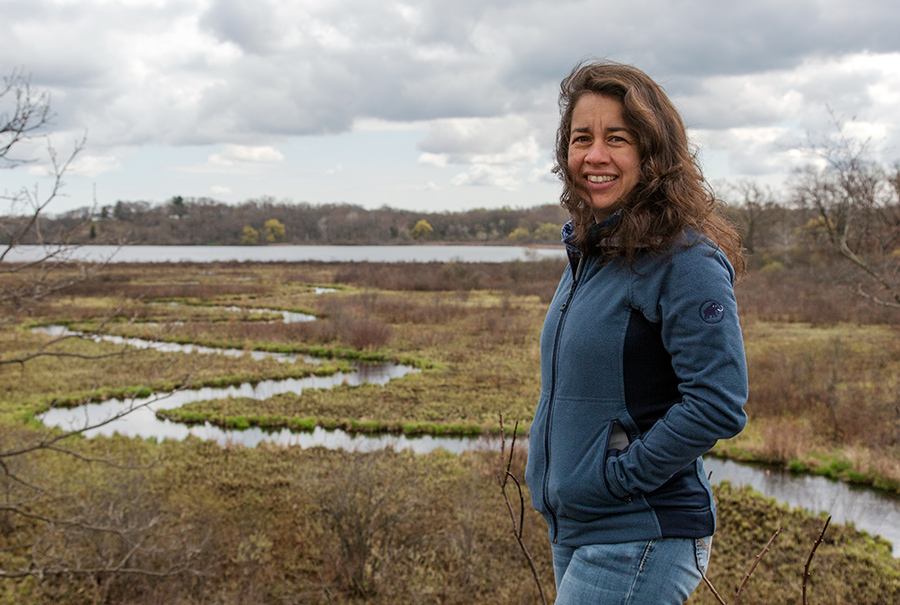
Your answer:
[524,223,748,546]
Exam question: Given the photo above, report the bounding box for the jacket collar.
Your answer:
[562,210,622,269]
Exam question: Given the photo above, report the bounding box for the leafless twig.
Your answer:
[497,412,547,605]
[802,516,831,605]
[733,526,782,604]
[703,574,729,605]
[704,524,782,605]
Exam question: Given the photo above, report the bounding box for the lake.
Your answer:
[6,244,567,264]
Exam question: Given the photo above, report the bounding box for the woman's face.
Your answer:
[567,93,641,222]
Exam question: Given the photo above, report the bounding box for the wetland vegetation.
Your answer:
[2,259,900,603]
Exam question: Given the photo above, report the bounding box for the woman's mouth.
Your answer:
[587,175,617,184]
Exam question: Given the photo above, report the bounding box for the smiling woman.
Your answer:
[525,60,749,605]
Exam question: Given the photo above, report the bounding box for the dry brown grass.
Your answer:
[744,325,900,452]
[4,259,900,603]
[332,259,566,300]
[760,418,815,464]
[736,266,900,326]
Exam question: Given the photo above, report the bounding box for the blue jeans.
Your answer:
[551,537,712,604]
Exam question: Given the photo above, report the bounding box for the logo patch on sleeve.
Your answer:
[699,300,725,324]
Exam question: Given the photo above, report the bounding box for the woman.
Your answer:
[524,60,748,604]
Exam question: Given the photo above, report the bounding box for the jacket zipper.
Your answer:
[542,255,585,543]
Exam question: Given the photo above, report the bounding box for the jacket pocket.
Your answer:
[550,420,642,522]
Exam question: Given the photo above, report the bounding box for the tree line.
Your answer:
[14,198,571,246]
[7,170,900,308]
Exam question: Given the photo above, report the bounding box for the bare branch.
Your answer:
[0,70,212,591]
[835,241,900,307]
[39,444,158,470]
[1,134,87,255]
[802,516,831,605]
[855,283,900,310]
[497,412,548,605]
[0,337,134,367]
[733,526,782,605]
[0,504,160,536]
[0,69,53,168]
[0,563,205,580]
[703,575,729,605]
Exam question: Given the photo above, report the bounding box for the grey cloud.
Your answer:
[418,118,525,155]
[491,0,900,87]
[200,0,289,55]
[4,0,900,175]
[676,61,887,136]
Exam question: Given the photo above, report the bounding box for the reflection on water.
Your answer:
[36,395,900,558]
[30,322,900,558]
[35,322,421,447]
[39,362,419,441]
[222,306,316,323]
[704,457,900,557]
[33,326,321,363]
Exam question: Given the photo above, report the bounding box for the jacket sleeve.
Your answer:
[605,242,748,500]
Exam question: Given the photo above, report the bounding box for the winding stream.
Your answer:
[704,457,900,557]
[39,361,418,443]
[32,317,900,557]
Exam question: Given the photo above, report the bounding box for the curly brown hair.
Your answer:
[555,59,745,274]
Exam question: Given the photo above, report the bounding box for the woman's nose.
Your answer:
[585,141,611,164]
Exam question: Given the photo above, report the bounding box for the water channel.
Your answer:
[33,309,900,557]
[38,381,900,557]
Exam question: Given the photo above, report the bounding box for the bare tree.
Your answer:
[791,117,900,309]
[0,70,119,361]
[724,179,786,257]
[315,450,428,599]
[0,72,212,601]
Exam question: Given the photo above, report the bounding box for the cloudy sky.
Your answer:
[3,0,899,215]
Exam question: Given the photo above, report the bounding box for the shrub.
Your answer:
[339,317,394,350]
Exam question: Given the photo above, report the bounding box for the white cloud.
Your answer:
[469,137,540,165]
[179,144,285,173]
[6,0,900,150]
[529,162,557,185]
[418,116,543,167]
[451,164,520,190]
[211,185,232,194]
[70,154,121,177]
[20,146,120,179]
[353,117,430,131]
[417,152,447,167]
[694,127,801,176]
[219,144,284,163]
[680,52,900,178]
